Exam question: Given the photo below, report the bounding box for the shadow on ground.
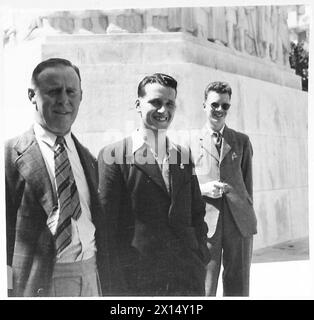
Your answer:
[252,237,309,263]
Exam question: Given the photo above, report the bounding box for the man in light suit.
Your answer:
[98,73,210,296]
[191,81,257,296]
[5,58,106,297]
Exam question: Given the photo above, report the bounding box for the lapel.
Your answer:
[220,126,233,163]
[133,144,169,196]
[200,126,220,162]
[201,126,233,164]
[72,134,98,198]
[169,146,186,203]
[14,127,56,217]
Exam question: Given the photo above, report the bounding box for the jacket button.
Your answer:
[37,288,45,296]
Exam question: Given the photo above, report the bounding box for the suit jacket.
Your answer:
[98,136,210,296]
[5,127,106,297]
[191,125,257,237]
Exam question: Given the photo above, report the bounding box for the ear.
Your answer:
[28,88,36,104]
[135,99,141,113]
[80,89,83,101]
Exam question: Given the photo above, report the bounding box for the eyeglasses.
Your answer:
[210,102,231,111]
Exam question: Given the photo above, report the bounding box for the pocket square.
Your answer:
[231,152,238,160]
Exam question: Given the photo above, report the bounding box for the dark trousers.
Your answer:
[205,199,253,296]
[135,247,206,296]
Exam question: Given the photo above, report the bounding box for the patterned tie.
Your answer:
[212,131,222,154]
[54,136,82,255]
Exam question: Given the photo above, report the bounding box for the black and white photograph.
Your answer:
[0,0,312,302]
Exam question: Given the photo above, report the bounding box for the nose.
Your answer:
[57,89,69,105]
[212,104,224,112]
[157,106,166,113]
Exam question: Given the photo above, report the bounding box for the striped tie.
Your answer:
[54,136,82,255]
[212,131,222,154]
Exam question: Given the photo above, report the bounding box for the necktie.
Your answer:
[54,136,82,255]
[212,131,222,154]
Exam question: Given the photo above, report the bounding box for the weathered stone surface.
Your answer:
[253,187,308,250]
[41,33,300,89]
[4,7,292,66]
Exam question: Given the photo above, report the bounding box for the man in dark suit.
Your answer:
[98,73,210,296]
[5,58,106,297]
[190,81,257,296]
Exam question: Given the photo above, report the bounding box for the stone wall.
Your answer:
[4,6,292,66]
[2,8,308,253]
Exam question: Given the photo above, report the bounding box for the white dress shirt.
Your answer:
[206,123,225,137]
[34,123,96,263]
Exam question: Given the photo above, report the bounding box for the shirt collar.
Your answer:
[33,122,74,152]
[131,129,177,154]
[207,123,225,136]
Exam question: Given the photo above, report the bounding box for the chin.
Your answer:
[149,121,169,130]
[157,124,170,131]
[53,127,71,136]
[210,120,223,129]
[210,118,220,124]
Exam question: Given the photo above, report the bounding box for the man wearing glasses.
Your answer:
[191,81,257,296]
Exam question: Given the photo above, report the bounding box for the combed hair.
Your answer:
[204,81,232,100]
[31,58,81,87]
[137,73,177,97]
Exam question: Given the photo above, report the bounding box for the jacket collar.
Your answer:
[130,134,187,201]
[33,122,75,152]
[201,124,232,163]
[13,127,97,218]
[14,127,56,217]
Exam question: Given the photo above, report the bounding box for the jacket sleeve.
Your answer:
[5,142,20,268]
[97,146,128,295]
[241,137,254,200]
[5,177,18,268]
[190,156,210,265]
[5,142,22,296]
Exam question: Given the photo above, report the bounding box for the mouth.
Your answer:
[54,111,70,115]
[153,114,169,122]
[211,110,225,119]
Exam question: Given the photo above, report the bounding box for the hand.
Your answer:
[200,181,226,198]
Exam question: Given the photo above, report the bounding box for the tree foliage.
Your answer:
[289,41,309,91]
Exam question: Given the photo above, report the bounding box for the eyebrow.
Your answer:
[148,98,175,103]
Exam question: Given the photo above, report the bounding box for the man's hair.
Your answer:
[137,73,177,97]
[31,58,81,87]
[204,81,232,100]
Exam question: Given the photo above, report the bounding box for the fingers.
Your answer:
[210,181,229,198]
[213,181,225,189]
[201,181,229,198]
[210,187,223,198]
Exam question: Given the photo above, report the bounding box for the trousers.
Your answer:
[205,197,253,296]
[49,255,102,297]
